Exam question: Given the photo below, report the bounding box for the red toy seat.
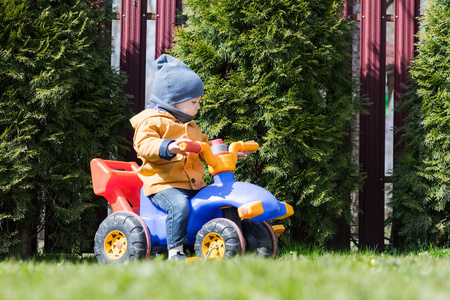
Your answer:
[90,159,142,214]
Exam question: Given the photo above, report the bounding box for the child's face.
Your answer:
[173,96,201,117]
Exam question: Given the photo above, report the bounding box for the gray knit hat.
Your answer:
[150,54,204,106]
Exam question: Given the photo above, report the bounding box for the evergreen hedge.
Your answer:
[0,0,130,257]
[171,0,365,245]
[391,0,450,246]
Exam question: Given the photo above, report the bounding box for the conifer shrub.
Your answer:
[0,0,129,257]
[391,0,450,246]
[171,0,365,245]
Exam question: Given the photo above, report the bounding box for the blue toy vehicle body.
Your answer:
[91,140,293,262]
[140,171,291,252]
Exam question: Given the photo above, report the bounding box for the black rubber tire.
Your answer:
[241,220,278,258]
[194,218,245,259]
[94,211,151,263]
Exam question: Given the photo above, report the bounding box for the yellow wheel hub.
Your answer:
[202,233,225,259]
[104,230,128,260]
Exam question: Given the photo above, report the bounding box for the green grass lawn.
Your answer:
[1,248,450,300]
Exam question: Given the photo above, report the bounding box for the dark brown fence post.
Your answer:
[155,0,182,58]
[392,0,421,247]
[358,0,387,250]
[393,0,420,163]
[120,0,148,161]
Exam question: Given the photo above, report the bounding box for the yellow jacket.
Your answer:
[130,109,209,196]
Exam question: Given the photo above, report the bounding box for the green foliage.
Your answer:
[172,0,365,244]
[391,0,450,246]
[0,0,130,257]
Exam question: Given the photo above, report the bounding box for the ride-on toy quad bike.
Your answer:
[90,139,294,262]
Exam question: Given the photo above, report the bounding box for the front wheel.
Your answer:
[194,218,245,260]
[94,211,151,263]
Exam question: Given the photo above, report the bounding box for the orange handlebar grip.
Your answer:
[242,142,259,151]
[179,141,202,153]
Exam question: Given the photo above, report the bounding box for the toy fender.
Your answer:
[190,173,285,223]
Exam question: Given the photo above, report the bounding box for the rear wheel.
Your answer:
[94,211,151,263]
[194,218,245,260]
[242,220,278,259]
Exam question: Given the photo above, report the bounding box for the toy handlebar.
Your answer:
[178,141,259,155]
[179,141,202,153]
[230,141,259,153]
[178,140,259,175]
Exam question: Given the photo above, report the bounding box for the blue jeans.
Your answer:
[150,188,200,250]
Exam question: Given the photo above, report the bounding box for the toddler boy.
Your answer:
[130,54,208,260]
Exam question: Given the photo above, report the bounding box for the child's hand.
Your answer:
[168,139,193,156]
[237,140,256,160]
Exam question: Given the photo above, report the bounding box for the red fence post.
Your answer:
[393,0,420,155]
[392,0,421,246]
[155,0,182,59]
[120,0,148,161]
[120,0,147,113]
[359,0,387,250]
